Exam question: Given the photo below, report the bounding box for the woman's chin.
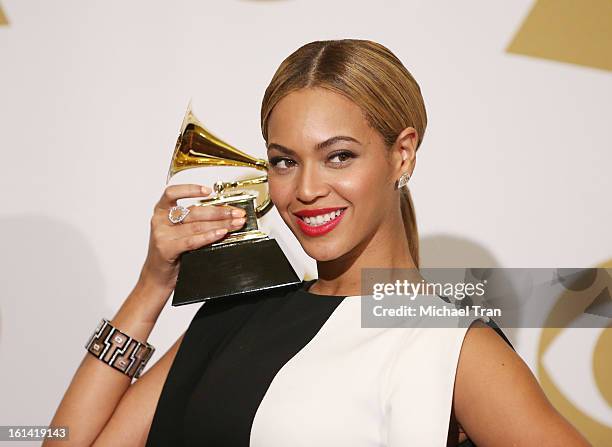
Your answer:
[287,221,350,262]
[301,242,345,262]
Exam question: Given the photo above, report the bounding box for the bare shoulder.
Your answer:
[92,331,186,447]
[453,320,591,447]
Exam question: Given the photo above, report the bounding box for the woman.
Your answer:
[47,39,590,446]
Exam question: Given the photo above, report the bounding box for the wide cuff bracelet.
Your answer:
[85,318,155,380]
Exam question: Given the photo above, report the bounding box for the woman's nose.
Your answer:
[295,162,329,203]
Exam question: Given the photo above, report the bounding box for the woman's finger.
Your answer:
[156,184,212,211]
[181,204,246,224]
[174,227,231,253]
[170,217,246,239]
[150,203,246,231]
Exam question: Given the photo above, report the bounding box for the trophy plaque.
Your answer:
[166,104,301,306]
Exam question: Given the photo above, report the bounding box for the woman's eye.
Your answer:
[268,152,355,170]
[328,151,354,165]
[269,157,295,170]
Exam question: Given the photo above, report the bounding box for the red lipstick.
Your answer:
[293,207,347,237]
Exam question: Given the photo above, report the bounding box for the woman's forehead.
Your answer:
[267,88,373,147]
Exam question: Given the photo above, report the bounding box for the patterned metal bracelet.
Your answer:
[84,318,155,380]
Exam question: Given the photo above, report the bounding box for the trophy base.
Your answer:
[172,237,302,306]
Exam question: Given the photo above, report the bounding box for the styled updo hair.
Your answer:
[261,39,427,268]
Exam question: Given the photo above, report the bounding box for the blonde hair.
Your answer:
[261,39,427,268]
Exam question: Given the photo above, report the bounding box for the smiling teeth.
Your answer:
[303,209,342,226]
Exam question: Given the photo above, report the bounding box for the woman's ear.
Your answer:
[393,126,418,177]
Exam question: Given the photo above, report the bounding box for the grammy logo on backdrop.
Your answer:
[166,103,301,306]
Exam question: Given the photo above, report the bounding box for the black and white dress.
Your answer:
[145,279,505,446]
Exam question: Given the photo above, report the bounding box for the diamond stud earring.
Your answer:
[396,172,411,189]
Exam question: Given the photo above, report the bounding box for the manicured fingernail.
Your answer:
[231,208,246,217]
[231,217,245,226]
[215,228,228,236]
[201,185,211,194]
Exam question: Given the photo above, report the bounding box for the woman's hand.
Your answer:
[137,183,247,296]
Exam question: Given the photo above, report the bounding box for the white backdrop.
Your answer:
[1,1,610,445]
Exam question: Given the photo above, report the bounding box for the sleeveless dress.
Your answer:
[145,279,510,447]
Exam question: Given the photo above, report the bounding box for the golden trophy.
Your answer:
[166,104,301,306]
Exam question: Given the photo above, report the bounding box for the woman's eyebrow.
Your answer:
[316,135,361,150]
[266,135,361,154]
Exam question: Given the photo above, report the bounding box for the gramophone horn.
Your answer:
[166,104,272,218]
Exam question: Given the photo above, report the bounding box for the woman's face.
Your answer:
[266,87,407,262]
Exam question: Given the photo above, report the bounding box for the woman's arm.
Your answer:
[44,184,244,445]
[91,330,185,446]
[43,278,174,446]
[453,320,591,447]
